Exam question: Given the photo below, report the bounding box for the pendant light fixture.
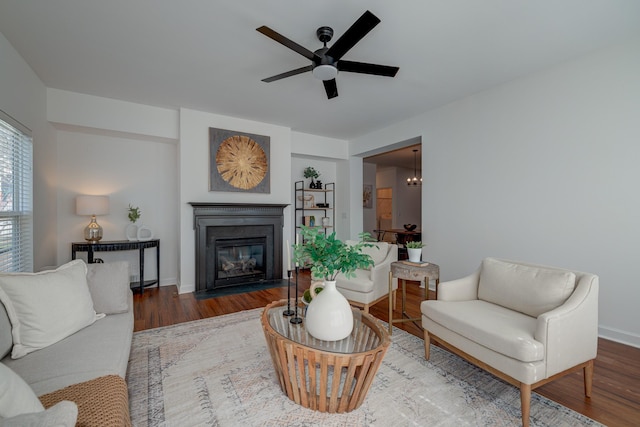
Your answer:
[407,149,422,186]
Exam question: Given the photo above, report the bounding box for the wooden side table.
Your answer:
[388,261,440,335]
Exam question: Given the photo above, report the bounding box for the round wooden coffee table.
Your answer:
[261,300,390,413]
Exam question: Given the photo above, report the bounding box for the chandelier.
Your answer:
[406,149,422,186]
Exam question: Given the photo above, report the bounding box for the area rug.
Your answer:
[126,308,603,427]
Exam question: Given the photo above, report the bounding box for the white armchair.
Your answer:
[335,241,398,313]
[421,257,599,427]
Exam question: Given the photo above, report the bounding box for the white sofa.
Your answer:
[0,260,134,425]
[335,241,398,313]
[421,257,599,427]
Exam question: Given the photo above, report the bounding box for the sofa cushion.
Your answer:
[0,401,77,427]
[86,261,130,314]
[0,260,102,359]
[0,362,45,418]
[422,300,544,362]
[2,292,133,396]
[478,257,576,318]
[346,240,389,266]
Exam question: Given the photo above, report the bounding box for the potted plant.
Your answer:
[303,166,320,189]
[125,205,141,241]
[293,226,374,341]
[406,241,425,263]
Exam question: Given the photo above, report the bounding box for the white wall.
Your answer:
[0,32,57,270]
[45,90,180,284]
[54,129,178,284]
[178,108,293,293]
[350,38,640,347]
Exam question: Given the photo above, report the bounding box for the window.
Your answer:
[0,110,33,272]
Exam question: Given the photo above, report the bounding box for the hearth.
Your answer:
[190,203,287,293]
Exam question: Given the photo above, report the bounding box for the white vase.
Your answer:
[125,223,138,241]
[407,248,422,263]
[305,280,354,341]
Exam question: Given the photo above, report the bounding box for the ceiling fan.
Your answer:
[256,10,399,99]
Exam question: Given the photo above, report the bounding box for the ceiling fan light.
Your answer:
[312,64,338,81]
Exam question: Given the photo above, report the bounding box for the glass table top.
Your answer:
[265,302,384,354]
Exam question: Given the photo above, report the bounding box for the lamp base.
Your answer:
[84,215,103,243]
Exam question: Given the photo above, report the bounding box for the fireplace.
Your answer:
[190,203,287,293]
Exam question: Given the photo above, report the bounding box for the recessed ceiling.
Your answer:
[1,1,639,140]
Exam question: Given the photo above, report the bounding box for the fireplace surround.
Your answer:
[190,203,287,293]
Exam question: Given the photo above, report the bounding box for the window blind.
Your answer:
[0,111,33,272]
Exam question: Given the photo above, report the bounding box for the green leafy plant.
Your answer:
[406,241,425,249]
[303,166,320,179]
[293,226,374,281]
[127,204,141,223]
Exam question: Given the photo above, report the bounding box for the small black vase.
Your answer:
[315,180,322,189]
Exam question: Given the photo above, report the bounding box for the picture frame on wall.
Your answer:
[209,127,270,193]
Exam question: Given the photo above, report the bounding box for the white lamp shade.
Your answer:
[76,195,110,216]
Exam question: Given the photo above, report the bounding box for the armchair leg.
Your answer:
[520,383,531,427]
[424,330,431,360]
[584,359,594,397]
[392,289,397,309]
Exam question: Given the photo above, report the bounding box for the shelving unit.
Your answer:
[294,180,335,237]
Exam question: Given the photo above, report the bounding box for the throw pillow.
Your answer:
[86,261,131,314]
[0,260,101,359]
[0,362,44,418]
[0,401,77,427]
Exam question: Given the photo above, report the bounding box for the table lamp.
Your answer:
[76,195,110,243]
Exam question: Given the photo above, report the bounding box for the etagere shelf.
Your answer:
[294,180,335,237]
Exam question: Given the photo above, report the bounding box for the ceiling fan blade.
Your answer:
[338,60,399,77]
[262,65,313,82]
[323,79,338,99]
[256,26,316,60]
[325,10,380,61]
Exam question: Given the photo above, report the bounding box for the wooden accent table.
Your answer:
[388,261,440,335]
[261,300,390,413]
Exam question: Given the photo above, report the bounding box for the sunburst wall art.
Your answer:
[209,127,270,193]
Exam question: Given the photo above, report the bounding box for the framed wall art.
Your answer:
[209,127,270,193]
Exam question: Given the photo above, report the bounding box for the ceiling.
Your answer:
[1,1,639,141]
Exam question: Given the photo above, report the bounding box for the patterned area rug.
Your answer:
[126,308,603,427]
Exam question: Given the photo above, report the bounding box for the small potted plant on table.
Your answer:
[406,241,425,263]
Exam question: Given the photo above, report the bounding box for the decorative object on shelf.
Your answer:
[407,148,422,186]
[363,184,373,208]
[316,203,329,208]
[403,223,417,231]
[76,195,110,243]
[125,204,141,241]
[293,226,374,341]
[303,166,320,189]
[406,241,425,263]
[297,194,315,208]
[136,225,154,241]
[321,217,331,227]
[209,127,270,193]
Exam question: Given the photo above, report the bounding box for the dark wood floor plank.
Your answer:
[132,273,640,426]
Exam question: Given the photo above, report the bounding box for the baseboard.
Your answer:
[598,325,640,349]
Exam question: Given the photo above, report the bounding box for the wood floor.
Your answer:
[133,273,640,427]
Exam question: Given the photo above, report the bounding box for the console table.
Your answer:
[71,239,160,293]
